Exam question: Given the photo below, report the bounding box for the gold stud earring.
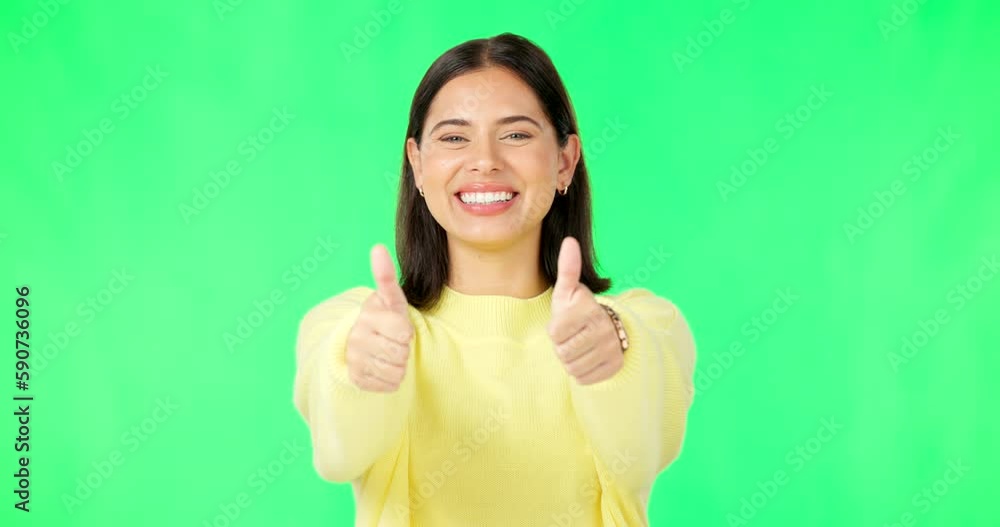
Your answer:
[418,187,425,197]
[558,183,570,196]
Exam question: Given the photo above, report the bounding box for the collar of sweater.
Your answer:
[424,285,554,335]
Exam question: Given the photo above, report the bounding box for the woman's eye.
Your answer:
[506,133,531,140]
[442,136,466,143]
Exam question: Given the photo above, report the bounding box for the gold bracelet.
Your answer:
[601,304,629,353]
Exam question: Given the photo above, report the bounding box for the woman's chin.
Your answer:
[447,227,524,250]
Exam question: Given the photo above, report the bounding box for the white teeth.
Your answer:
[459,191,514,204]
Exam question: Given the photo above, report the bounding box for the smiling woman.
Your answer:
[293,32,697,526]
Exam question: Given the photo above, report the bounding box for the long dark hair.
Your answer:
[396,32,610,310]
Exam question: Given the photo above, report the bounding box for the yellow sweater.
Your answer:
[293,284,696,526]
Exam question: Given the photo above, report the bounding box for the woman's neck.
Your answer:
[446,232,549,299]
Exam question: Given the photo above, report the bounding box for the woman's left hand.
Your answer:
[547,237,625,385]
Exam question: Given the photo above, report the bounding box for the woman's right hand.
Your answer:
[345,244,415,393]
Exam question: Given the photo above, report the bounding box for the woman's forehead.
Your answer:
[427,68,546,123]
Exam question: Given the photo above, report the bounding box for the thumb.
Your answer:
[370,244,408,312]
[553,236,582,307]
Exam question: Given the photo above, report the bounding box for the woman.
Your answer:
[293,32,696,526]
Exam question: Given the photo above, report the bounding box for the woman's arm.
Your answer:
[568,288,697,494]
[293,286,417,482]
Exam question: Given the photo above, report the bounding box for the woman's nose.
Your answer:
[465,137,504,174]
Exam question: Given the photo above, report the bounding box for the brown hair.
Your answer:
[395,32,610,310]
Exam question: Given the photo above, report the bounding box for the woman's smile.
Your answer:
[454,189,521,216]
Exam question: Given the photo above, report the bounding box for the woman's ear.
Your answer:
[558,134,581,188]
[406,137,423,188]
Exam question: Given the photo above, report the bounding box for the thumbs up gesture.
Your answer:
[345,244,415,392]
[547,237,625,385]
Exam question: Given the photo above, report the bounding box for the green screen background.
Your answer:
[2,0,998,525]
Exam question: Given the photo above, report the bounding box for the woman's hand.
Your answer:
[547,237,625,385]
[345,244,415,393]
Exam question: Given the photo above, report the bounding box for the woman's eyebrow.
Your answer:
[495,115,542,128]
[428,118,470,135]
[427,115,542,135]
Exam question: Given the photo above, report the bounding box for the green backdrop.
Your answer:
[3,0,997,525]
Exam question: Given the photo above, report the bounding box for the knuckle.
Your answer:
[369,356,389,372]
[562,347,576,361]
[379,340,400,361]
[373,351,392,368]
[348,369,365,388]
[394,346,410,363]
[393,317,414,341]
[369,344,388,360]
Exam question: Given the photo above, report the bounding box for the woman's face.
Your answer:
[407,66,579,250]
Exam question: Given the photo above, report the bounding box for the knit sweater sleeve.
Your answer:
[293,286,417,483]
[569,288,697,494]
